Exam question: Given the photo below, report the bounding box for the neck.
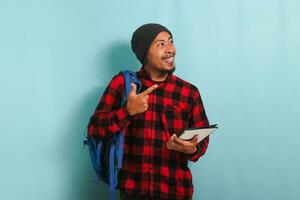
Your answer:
[144,66,169,82]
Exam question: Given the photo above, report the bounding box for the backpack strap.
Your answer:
[123,70,142,99]
[109,142,117,200]
[108,70,141,200]
[116,70,141,169]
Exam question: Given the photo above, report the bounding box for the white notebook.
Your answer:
[179,124,218,143]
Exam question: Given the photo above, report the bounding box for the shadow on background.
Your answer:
[98,40,140,81]
[64,86,107,200]
[63,41,139,200]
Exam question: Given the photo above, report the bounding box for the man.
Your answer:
[89,23,210,200]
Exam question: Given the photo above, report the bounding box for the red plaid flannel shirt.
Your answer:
[88,67,209,200]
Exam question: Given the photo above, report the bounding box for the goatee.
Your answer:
[162,66,176,75]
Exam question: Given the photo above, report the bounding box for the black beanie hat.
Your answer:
[131,23,172,65]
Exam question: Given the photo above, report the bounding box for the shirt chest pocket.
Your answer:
[163,105,190,135]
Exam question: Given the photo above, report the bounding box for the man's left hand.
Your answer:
[167,134,198,155]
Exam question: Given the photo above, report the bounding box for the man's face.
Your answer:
[145,31,176,74]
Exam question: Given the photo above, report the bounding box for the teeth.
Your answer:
[165,57,174,64]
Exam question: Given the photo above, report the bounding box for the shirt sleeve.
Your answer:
[88,74,132,138]
[187,87,210,162]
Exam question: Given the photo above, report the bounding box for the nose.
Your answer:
[166,42,176,54]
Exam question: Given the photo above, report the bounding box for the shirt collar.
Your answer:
[137,66,174,85]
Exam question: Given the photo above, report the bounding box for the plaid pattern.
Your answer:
[88,67,209,200]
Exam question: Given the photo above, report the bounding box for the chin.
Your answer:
[163,65,176,74]
[169,66,176,73]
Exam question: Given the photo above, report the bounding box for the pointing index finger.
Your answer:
[140,84,158,96]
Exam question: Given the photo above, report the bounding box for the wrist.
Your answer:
[191,146,197,154]
[126,104,133,116]
[187,145,198,155]
[125,105,134,117]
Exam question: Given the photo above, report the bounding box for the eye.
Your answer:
[157,42,165,47]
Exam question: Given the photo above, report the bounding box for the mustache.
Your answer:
[162,53,175,59]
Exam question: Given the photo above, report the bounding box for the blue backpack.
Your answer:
[84,70,141,200]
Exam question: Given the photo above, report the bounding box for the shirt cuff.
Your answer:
[186,143,201,162]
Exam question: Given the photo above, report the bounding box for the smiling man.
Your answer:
[89,23,210,200]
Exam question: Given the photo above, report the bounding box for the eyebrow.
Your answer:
[153,36,173,43]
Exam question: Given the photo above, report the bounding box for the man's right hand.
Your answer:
[126,83,158,116]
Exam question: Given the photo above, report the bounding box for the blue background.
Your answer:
[1,0,299,199]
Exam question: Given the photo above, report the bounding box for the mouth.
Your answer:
[162,55,175,64]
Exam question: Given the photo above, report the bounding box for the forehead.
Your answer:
[152,31,172,42]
